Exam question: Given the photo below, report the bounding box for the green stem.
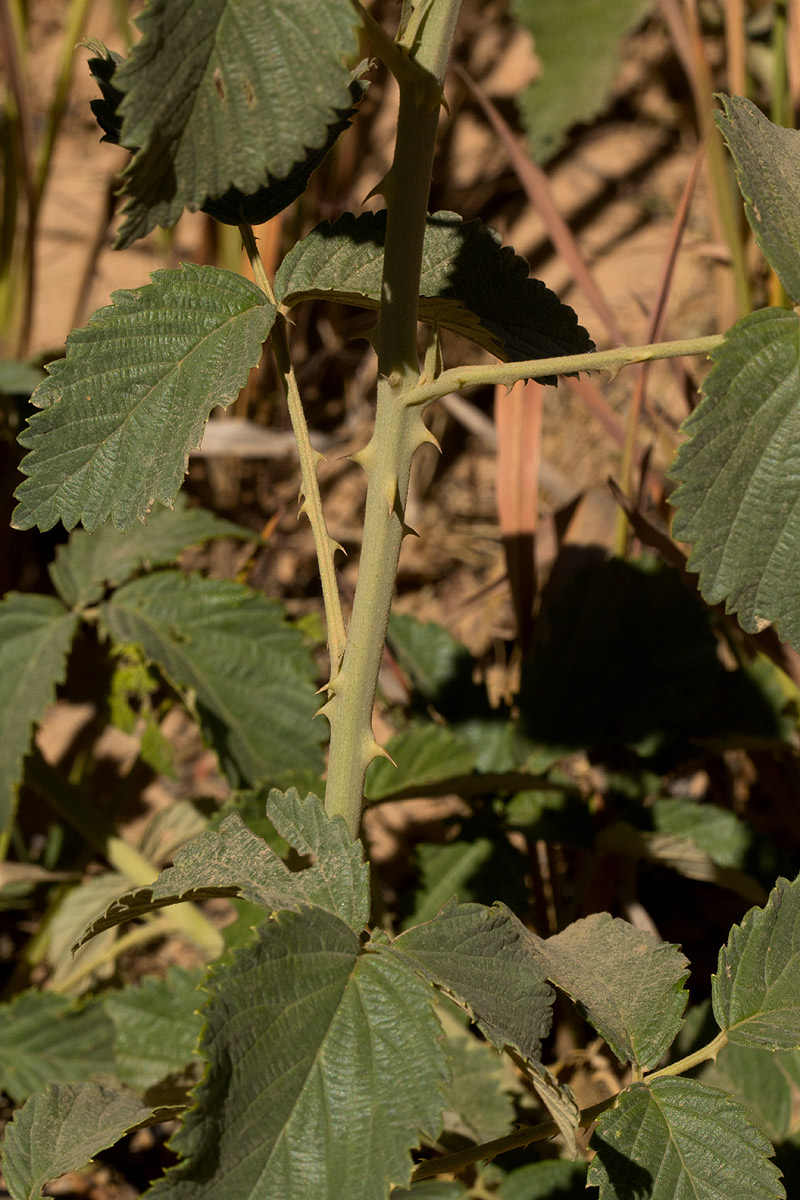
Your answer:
[401,333,726,410]
[323,1,462,837]
[25,748,223,956]
[645,1029,728,1080]
[240,223,347,674]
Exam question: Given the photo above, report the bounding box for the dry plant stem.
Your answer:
[324,2,462,837]
[239,223,347,675]
[724,0,747,98]
[51,915,181,995]
[403,333,725,410]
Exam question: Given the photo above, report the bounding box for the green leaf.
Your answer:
[404,835,528,929]
[525,913,689,1070]
[106,968,205,1095]
[391,1185,467,1200]
[78,793,368,945]
[112,0,362,247]
[1,1083,152,1200]
[588,1078,783,1199]
[511,0,654,164]
[713,872,800,1050]
[13,265,275,534]
[100,573,323,785]
[0,991,116,1104]
[387,612,469,704]
[437,1004,519,1143]
[49,495,256,608]
[365,725,476,801]
[497,1160,588,1200]
[275,211,594,379]
[44,873,131,994]
[651,797,753,872]
[716,95,800,302]
[0,359,44,396]
[703,1042,800,1144]
[393,901,578,1151]
[669,308,800,647]
[146,908,447,1200]
[0,595,79,845]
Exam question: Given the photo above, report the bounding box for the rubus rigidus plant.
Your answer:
[3,2,800,1198]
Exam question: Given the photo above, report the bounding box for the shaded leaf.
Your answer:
[716,96,800,302]
[106,968,205,1095]
[146,907,447,1200]
[365,725,475,802]
[275,211,594,379]
[78,793,368,946]
[387,613,470,704]
[0,595,79,845]
[0,991,116,1104]
[13,265,275,533]
[49,495,256,608]
[497,1160,588,1200]
[511,0,654,163]
[588,1078,783,1199]
[391,1185,466,1200]
[713,871,800,1049]
[437,1003,520,1143]
[525,913,688,1070]
[0,360,43,396]
[1,1083,152,1200]
[100,573,323,785]
[703,1041,800,1144]
[670,308,800,647]
[404,834,528,929]
[651,797,753,871]
[112,0,361,247]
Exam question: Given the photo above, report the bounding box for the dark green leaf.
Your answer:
[146,908,447,1200]
[437,1004,519,1143]
[511,0,654,163]
[13,265,275,533]
[0,595,79,845]
[713,872,800,1049]
[365,725,476,801]
[404,834,528,929]
[100,573,323,785]
[106,968,206,1094]
[670,309,800,646]
[703,1042,800,1144]
[49,495,256,608]
[588,1078,783,1199]
[497,1160,588,1200]
[111,0,362,247]
[1,1083,152,1200]
[716,96,800,302]
[391,1184,467,1200]
[0,991,116,1104]
[275,211,594,379]
[525,913,688,1070]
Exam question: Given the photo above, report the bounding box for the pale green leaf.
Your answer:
[275,211,594,378]
[387,612,469,703]
[1,1083,152,1200]
[703,1042,800,1144]
[45,874,130,994]
[0,360,43,395]
[145,907,447,1199]
[525,913,688,1070]
[49,495,256,608]
[0,991,116,1104]
[713,872,800,1049]
[13,265,275,533]
[716,95,800,302]
[113,0,361,247]
[588,1078,783,1199]
[365,725,476,802]
[78,794,368,946]
[100,573,323,785]
[0,595,79,844]
[511,0,654,163]
[391,1185,466,1200]
[106,968,205,1095]
[651,798,753,871]
[670,308,800,647]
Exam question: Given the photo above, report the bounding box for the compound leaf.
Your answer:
[713,872,800,1050]
[524,913,689,1070]
[275,211,594,379]
[112,0,361,246]
[511,0,654,163]
[0,595,79,846]
[49,495,256,608]
[669,307,800,648]
[716,96,800,302]
[78,793,368,946]
[100,573,323,785]
[13,265,275,534]
[0,991,116,1105]
[105,967,206,1094]
[145,907,447,1200]
[2,1083,152,1200]
[588,1078,783,1200]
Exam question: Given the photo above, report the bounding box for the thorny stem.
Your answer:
[323,1,463,837]
[240,223,347,675]
[645,1028,728,1079]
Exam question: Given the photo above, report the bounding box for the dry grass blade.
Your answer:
[495,378,543,648]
